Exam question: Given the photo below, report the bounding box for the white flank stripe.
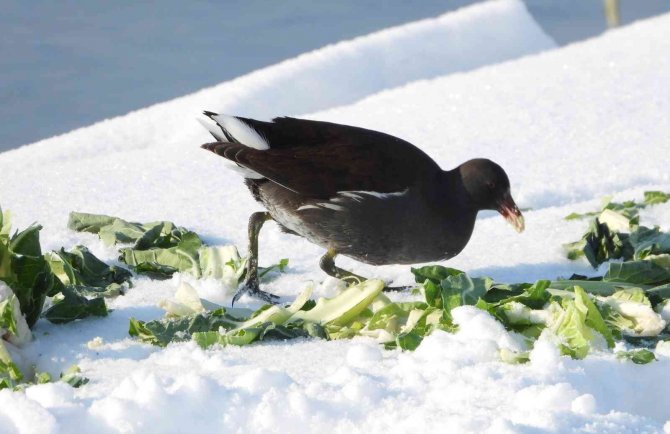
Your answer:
[317,203,344,211]
[337,191,364,202]
[212,114,270,150]
[338,188,409,199]
[296,204,320,211]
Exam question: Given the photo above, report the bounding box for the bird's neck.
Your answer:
[438,169,478,215]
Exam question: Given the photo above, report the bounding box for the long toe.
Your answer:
[253,289,280,304]
[232,281,280,306]
[383,284,412,292]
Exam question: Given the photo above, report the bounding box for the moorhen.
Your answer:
[200,113,524,304]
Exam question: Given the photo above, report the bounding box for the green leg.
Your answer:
[319,249,409,292]
[232,212,279,306]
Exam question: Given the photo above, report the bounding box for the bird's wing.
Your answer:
[202,135,440,199]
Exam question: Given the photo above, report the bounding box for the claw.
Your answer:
[382,284,412,292]
[231,279,280,306]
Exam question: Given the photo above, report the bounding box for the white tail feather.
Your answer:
[211,114,270,150]
[199,113,269,179]
[197,118,226,141]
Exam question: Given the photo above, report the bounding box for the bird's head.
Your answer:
[458,158,524,233]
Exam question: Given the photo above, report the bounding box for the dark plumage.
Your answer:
[200,113,524,303]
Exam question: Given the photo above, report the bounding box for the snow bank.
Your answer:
[0,0,553,165]
[1,3,670,434]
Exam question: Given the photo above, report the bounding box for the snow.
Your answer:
[1,0,670,432]
[0,0,553,166]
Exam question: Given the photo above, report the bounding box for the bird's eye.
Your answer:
[486,181,496,190]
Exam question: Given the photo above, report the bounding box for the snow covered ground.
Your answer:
[1,0,670,432]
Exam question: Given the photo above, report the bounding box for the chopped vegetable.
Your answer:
[59,365,90,388]
[68,212,287,285]
[46,245,132,297]
[565,191,670,268]
[616,349,656,364]
[0,208,56,327]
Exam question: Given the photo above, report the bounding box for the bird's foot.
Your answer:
[232,279,280,306]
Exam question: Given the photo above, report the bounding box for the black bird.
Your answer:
[199,113,524,304]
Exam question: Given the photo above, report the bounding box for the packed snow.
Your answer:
[1,0,670,432]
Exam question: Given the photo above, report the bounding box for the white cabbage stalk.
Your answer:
[502,301,551,325]
[0,282,32,347]
[158,282,206,317]
[230,283,313,332]
[291,279,384,326]
[198,245,246,294]
[358,328,396,343]
[605,298,666,337]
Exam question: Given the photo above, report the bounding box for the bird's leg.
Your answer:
[319,249,366,284]
[232,212,280,306]
[319,249,410,292]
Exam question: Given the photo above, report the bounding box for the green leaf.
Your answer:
[120,231,202,277]
[67,212,119,234]
[574,286,614,348]
[547,286,614,359]
[421,280,442,307]
[564,211,599,221]
[411,265,463,284]
[616,349,656,364]
[60,365,89,388]
[440,273,491,315]
[46,246,132,297]
[129,308,243,347]
[0,223,55,327]
[43,288,108,324]
[604,255,670,286]
[0,340,23,389]
[395,331,423,351]
[551,299,592,359]
[564,192,670,267]
[0,295,18,336]
[367,302,428,333]
[193,328,261,348]
[35,371,52,384]
[609,288,650,306]
[258,258,289,279]
[629,226,670,260]
[643,191,670,206]
[0,207,11,238]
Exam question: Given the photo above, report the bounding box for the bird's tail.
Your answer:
[199,112,269,179]
[198,111,269,150]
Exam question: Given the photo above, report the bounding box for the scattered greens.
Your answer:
[46,246,132,297]
[59,365,90,388]
[126,191,670,365]
[0,207,56,328]
[564,191,670,267]
[68,212,287,287]
[0,339,23,389]
[616,349,656,365]
[3,191,670,392]
[42,287,108,324]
